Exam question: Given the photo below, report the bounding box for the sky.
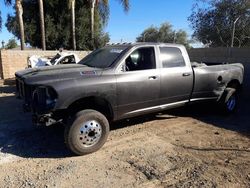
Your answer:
[106,0,195,43]
[0,0,198,46]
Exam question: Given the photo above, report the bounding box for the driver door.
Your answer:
[115,46,160,119]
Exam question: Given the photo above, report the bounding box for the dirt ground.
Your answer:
[0,71,250,187]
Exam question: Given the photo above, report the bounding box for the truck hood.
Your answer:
[15,64,103,85]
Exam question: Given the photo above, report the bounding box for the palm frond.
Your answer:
[117,0,129,12]
[4,0,13,6]
[98,0,110,25]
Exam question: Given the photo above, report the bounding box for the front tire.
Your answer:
[65,109,109,155]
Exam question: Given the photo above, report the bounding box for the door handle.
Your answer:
[182,73,191,77]
[148,76,157,80]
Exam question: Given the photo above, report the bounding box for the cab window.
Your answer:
[59,55,76,64]
[160,47,185,68]
[124,47,156,71]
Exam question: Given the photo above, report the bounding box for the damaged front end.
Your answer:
[31,86,60,126]
[16,77,62,126]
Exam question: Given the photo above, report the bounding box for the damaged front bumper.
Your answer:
[23,100,64,127]
[32,113,61,126]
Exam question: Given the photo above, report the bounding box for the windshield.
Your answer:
[78,46,128,68]
[50,54,61,65]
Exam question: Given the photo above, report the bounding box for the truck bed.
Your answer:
[191,62,244,100]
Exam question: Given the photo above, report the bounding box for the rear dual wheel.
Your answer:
[219,87,238,114]
[65,110,109,155]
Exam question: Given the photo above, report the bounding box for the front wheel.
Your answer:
[65,109,109,155]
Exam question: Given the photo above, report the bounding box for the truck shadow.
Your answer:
[0,85,71,158]
[111,98,250,139]
[168,102,250,138]
[0,84,249,159]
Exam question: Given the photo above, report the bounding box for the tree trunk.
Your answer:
[71,0,76,50]
[16,0,25,50]
[91,0,96,48]
[38,0,46,50]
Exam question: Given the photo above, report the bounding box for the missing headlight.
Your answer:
[45,87,58,105]
[32,86,58,113]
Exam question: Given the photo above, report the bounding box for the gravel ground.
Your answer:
[0,75,249,187]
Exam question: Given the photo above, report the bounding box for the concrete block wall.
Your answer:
[0,50,90,79]
[0,52,3,79]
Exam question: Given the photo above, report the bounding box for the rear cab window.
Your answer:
[159,47,186,68]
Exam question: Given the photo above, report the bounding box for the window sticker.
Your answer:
[110,49,123,53]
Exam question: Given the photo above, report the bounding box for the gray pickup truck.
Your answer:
[15,43,244,155]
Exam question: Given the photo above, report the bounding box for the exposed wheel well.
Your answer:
[227,79,241,90]
[67,96,114,121]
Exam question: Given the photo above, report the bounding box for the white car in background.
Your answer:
[27,52,80,68]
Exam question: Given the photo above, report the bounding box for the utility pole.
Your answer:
[143,32,147,42]
[231,16,240,47]
[173,31,176,43]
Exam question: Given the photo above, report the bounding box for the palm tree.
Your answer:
[16,0,25,50]
[38,0,46,50]
[90,0,97,45]
[90,0,129,48]
[68,0,76,50]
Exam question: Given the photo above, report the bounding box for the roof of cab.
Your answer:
[105,42,184,48]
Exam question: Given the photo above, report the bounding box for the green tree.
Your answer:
[5,38,18,49]
[136,22,191,48]
[136,26,159,42]
[6,0,110,50]
[189,0,250,47]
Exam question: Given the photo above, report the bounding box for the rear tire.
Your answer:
[219,87,238,114]
[65,109,109,155]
